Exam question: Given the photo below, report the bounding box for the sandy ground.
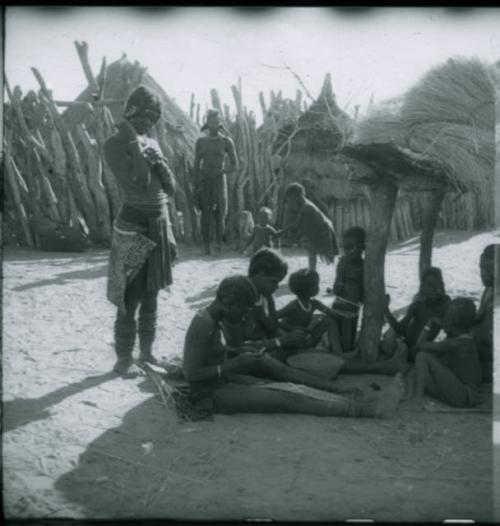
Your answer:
[3,230,499,522]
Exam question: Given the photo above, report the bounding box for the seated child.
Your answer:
[183,274,403,417]
[327,226,366,354]
[383,266,451,361]
[411,297,482,408]
[283,182,339,272]
[276,268,357,352]
[473,244,494,382]
[242,206,282,255]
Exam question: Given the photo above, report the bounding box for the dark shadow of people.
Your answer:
[54,391,207,519]
[13,265,108,292]
[3,371,116,432]
[3,248,109,265]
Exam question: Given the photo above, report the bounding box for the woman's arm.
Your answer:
[384,297,414,335]
[154,158,176,196]
[104,132,150,189]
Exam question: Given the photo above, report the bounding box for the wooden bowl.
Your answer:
[287,352,345,380]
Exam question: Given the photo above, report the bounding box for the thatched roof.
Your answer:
[62,56,198,160]
[346,57,495,202]
[277,75,363,200]
[275,74,354,158]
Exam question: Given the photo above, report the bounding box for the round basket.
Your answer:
[287,352,345,380]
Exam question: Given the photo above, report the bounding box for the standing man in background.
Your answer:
[194,109,238,255]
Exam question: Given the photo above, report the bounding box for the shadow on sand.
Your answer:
[3,372,116,433]
[12,265,108,292]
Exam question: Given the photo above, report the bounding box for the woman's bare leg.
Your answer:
[213,376,403,418]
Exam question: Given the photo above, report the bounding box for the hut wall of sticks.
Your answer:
[4,42,200,251]
[3,46,496,252]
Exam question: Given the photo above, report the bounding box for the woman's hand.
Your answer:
[142,144,163,165]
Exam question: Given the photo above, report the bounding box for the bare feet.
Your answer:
[373,373,404,418]
[138,352,159,365]
[113,358,146,378]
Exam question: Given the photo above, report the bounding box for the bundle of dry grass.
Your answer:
[353,97,403,145]
[399,57,495,202]
[353,57,495,206]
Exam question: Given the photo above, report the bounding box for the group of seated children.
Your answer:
[213,181,494,412]
[182,251,404,418]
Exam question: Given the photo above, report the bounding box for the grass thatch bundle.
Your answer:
[399,57,495,203]
[352,57,495,205]
[352,97,403,145]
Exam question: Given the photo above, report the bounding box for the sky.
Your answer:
[5,7,500,124]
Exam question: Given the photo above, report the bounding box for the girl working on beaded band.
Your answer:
[105,86,177,378]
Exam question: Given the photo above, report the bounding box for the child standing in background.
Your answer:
[283,182,339,271]
[242,207,282,255]
[327,227,366,354]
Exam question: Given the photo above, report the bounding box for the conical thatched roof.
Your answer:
[275,74,362,200]
[63,56,198,160]
[296,73,354,155]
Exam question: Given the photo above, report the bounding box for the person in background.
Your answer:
[104,85,177,377]
[241,206,283,255]
[194,109,238,256]
[283,182,339,272]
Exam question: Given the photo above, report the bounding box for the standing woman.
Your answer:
[105,86,177,377]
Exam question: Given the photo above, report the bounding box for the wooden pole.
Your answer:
[358,177,398,361]
[74,40,99,93]
[418,189,446,278]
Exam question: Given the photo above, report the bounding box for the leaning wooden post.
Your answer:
[418,188,446,278]
[74,40,99,93]
[358,175,398,361]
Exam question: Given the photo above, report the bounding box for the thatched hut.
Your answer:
[3,43,201,250]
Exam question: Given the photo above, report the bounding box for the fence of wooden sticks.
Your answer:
[2,43,494,252]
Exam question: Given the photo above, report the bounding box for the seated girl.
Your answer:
[276,268,357,352]
[409,297,482,408]
[182,274,403,417]
[382,267,451,361]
